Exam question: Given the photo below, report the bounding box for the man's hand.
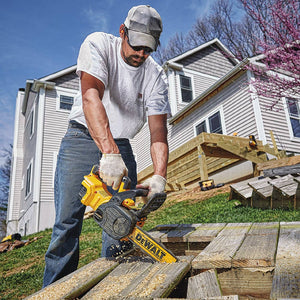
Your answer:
[99,154,128,190]
[137,175,166,203]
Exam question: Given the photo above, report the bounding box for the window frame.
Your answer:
[284,97,300,140]
[56,88,77,112]
[177,72,195,104]
[193,107,226,137]
[25,160,33,199]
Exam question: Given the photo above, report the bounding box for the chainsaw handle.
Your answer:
[134,188,149,197]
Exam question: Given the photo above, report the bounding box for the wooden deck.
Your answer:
[26,222,300,300]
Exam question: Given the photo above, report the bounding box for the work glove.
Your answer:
[99,154,128,190]
[138,175,167,204]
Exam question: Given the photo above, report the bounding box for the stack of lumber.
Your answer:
[230,174,300,209]
[26,222,300,299]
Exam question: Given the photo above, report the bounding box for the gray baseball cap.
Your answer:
[124,5,162,51]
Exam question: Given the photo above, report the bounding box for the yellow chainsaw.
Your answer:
[79,165,177,263]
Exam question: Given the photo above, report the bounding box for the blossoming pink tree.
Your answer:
[241,0,300,105]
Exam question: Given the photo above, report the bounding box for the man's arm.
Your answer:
[80,72,128,189]
[81,71,119,154]
[136,114,168,201]
[148,114,169,178]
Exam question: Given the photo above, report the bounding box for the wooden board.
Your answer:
[263,163,300,176]
[270,222,300,299]
[25,258,119,300]
[187,269,222,299]
[295,177,300,208]
[232,222,279,268]
[187,223,226,243]
[192,223,251,269]
[229,177,259,206]
[218,267,274,298]
[257,155,300,171]
[160,224,198,243]
[81,256,192,299]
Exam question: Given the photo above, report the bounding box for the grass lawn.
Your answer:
[1,190,299,299]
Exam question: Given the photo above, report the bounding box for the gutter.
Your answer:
[21,79,55,115]
[168,58,249,125]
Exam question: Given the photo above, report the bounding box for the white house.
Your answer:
[7,39,300,236]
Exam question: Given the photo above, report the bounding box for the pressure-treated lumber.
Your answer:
[81,256,192,299]
[192,223,251,269]
[138,132,282,191]
[25,258,119,300]
[218,267,274,298]
[270,222,300,299]
[232,222,279,268]
[257,155,300,171]
[187,269,222,299]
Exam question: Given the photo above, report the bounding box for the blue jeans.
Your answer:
[43,123,137,287]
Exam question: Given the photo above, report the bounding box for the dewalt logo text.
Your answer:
[135,233,166,260]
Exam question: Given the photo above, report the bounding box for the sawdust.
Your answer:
[165,184,231,205]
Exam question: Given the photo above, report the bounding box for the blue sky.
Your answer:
[0,0,217,164]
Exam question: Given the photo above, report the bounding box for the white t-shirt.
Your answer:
[69,32,171,139]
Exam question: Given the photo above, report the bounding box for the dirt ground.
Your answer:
[166,184,231,204]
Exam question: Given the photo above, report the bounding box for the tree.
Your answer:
[241,0,300,103]
[0,144,12,236]
[154,0,263,64]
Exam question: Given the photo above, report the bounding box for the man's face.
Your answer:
[121,34,152,67]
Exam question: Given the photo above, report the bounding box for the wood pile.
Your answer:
[26,222,300,299]
[229,155,300,209]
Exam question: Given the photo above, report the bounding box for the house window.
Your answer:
[29,109,34,138]
[287,98,300,138]
[209,111,223,134]
[195,110,224,136]
[195,121,207,135]
[25,162,32,198]
[179,74,193,103]
[60,95,74,111]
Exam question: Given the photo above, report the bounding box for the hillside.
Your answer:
[1,186,300,299]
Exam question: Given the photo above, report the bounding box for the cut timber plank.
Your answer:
[263,163,300,177]
[295,177,300,208]
[248,177,273,209]
[187,223,227,243]
[257,155,300,171]
[270,175,298,209]
[218,267,274,298]
[25,258,119,300]
[160,224,197,243]
[232,223,279,268]
[229,177,259,206]
[82,256,192,299]
[192,223,251,269]
[160,224,201,256]
[187,269,222,299]
[270,222,300,299]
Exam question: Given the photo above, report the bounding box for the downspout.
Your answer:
[247,70,267,144]
[33,86,46,233]
[163,61,183,116]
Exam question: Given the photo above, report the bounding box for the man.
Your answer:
[43,5,171,287]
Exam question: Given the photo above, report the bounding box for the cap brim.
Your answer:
[127,29,157,51]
